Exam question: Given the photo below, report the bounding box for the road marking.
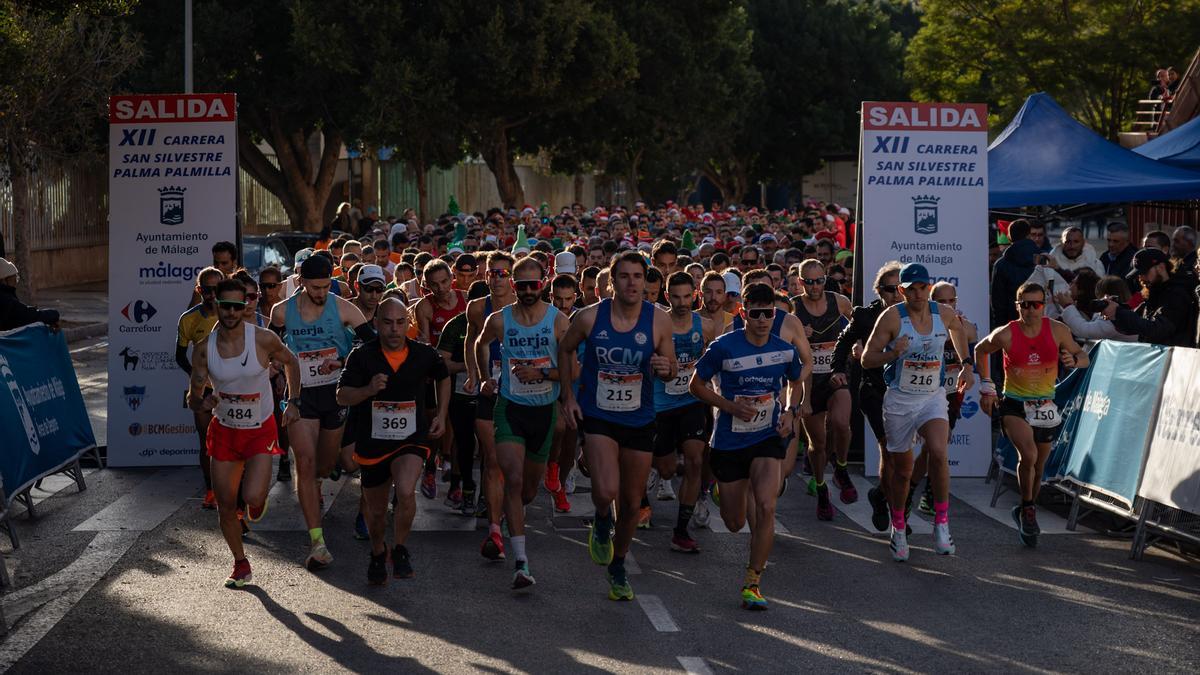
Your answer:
[70,340,107,354]
[625,551,641,575]
[249,473,351,531]
[677,656,714,674]
[951,477,1079,534]
[0,531,139,669]
[708,515,789,535]
[836,473,932,535]
[636,594,679,632]
[73,468,198,532]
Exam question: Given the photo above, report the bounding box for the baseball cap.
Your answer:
[722,270,742,295]
[898,263,931,288]
[554,251,577,274]
[358,264,386,287]
[300,253,334,279]
[294,247,314,266]
[0,257,17,280]
[1127,247,1169,279]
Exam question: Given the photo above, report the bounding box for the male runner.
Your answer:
[698,271,733,339]
[861,264,973,562]
[337,298,450,584]
[793,259,855,518]
[473,257,569,589]
[187,278,301,588]
[177,266,223,508]
[413,259,468,498]
[559,251,677,601]
[690,282,802,610]
[269,254,370,570]
[975,282,1087,547]
[546,274,584,511]
[653,272,717,553]
[341,265,385,539]
[437,282,491,517]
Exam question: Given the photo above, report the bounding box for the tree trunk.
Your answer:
[415,149,430,225]
[479,127,525,208]
[239,112,343,232]
[573,173,584,205]
[10,164,34,303]
[625,148,643,205]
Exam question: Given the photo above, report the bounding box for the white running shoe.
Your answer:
[691,495,711,529]
[306,541,334,571]
[933,522,956,555]
[890,526,909,562]
[656,478,676,501]
[646,468,661,495]
[564,469,577,495]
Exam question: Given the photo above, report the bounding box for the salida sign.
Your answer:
[863,102,985,131]
[109,94,235,123]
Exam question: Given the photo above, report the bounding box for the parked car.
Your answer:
[241,235,294,277]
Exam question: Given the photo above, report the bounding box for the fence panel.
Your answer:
[1,154,108,252]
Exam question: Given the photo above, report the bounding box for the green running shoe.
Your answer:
[608,572,634,601]
[588,523,614,565]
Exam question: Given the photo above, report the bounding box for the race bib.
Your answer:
[509,357,553,398]
[731,394,775,434]
[372,400,416,440]
[298,347,340,387]
[1024,399,1059,429]
[900,358,941,395]
[811,341,836,375]
[665,361,695,396]
[942,363,962,392]
[454,370,471,396]
[597,371,642,412]
[490,359,502,382]
[216,392,262,430]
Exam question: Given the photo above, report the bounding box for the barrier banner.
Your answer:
[1061,341,1170,509]
[106,93,237,466]
[859,102,990,476]
[1140,347,1200,515]
[0,324,97,502]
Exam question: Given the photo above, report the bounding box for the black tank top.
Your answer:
[793,292,846,376]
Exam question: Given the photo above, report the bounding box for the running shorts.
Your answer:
[860,383,886,444]
[653,403,709,457]
[809,374,847,416]
[475,394,496,422]
[494,397,557,464]
[999,396,1060,444]
[297,384,347,430]
[709,436,786,483]
[356,444,431,489]
[207,420,282,463]
[581,416,655,454]
[882,389,948,453]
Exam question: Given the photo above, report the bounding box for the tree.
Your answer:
[906,0,1200,140]
[0,2,140,299]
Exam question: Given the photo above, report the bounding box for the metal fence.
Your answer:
[1,154,108,252]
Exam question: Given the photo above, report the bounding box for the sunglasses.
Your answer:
[360,284,385,294]
[1016,300,1045,310]
[245,292,259,301]
[457,266,478,274]
[514,279,544,291]
[745,307,776,320]
[216,299,247,309]
[489,269,512,278]
[260,282,280,290]
[879,284,899,294]
[802,276,827,286]
[200,285,218,295]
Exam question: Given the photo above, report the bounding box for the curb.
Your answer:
[64,323,107,344]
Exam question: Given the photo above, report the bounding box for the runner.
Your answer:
[559,250,677,601]
[186,277,301,588]
[437,281,491,519]
[336,298,450,584]
[473,257,569,590]
[176,266,223,509]
[861,263,974,562]
[268,254,370,571]
[974,282,1088,547]
[545,273,584,512]
[698,271,734,333]
[793,259,856,519]
[652,271,717,553]
[257,265,294,483]
[413,259,468,499]
[340,265,385,540]
[689,282,803,610]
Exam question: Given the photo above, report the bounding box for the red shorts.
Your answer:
[206,420,282,462]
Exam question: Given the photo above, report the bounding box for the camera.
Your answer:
[1086,298,1112,314]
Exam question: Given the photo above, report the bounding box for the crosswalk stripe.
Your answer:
[248,471,352,531]
[73,468,198,532]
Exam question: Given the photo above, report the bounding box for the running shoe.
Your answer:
[933,522,956,555]
[354,511,369,540]
[867,486,889,532]
[246,500,268,523]
[392,544,414,578]
[473,496,489,520]
[1012,505,1040,548]
[816,483,834,521]
[919,482,935,516]
[741,584,768,611]
[833,465,858,504]
[671,532,700,554]
[778,476,789,498]
[481,532,506,561]
[420,470,437,500]
[806,477,818,496]
[544,462,561,493]
[444,487,463,511]
[656,479,676,501]
[801,454,813,476]
[512,561,536,590]
[306,541,333,571]
[461,488,476,517]
[552,488,572,513]
[646,468,661,496]
[563,469,577,495]
[607,572,634,601]
[890,525,909,562]
[224,558,253,589]
[276,456,292,483]
[691,496,711,529]
[202,489,217,510]
[367,550,387,586]
[637,505,653,529]
[588,523,614,565]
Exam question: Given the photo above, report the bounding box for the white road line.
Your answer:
[636,594,679,632]
[70,340,107,354]
[0,531,139,669]
[250,473,351,531]
[836,473,932,535]
[625,552,641,575]
[73,468,199,532]
[708,515,789,535]
[951,477,1079,534]
[677,656,714,675]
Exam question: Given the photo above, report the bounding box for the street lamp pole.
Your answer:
[184,0,193,93]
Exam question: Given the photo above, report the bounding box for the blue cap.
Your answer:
[898,263,931,288]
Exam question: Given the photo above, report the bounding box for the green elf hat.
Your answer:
[447,195,460,215]
[511,224,531,255]
[448,239,465,256]
[681,229,696,254]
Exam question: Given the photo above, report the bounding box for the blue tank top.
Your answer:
[579,299,657,427]
[654,313,704,411]
[483,296,504,381]
[499,304,560,406]
[884,303,948,396]
[283,293,352,358]
[731,309,787,337]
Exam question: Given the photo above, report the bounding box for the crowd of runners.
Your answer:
[176,201,1087,610]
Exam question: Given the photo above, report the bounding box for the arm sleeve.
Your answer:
[1060,306,1121,340]
[1112,306,1175,342]
[175,345,192,375]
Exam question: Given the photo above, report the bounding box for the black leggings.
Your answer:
[449,397,478,491]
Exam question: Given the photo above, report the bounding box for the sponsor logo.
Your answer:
[0,352,41,455]
[1083,390,1110,420]
[138,261,204,283]
[119,346,140,370]
[634,332,647,346]
[124,385,146,410]
[159,186,186,225]
[507,328,519,337]
[129,422,143,436]
[960,395,979,419]
[595,330,609,341]
[129,422,195,436]
[913,195,939,235]
[121,300,157,324]
[117,347,176,371]
[691,332,701,343]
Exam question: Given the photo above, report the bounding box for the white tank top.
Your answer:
[206,323,274,429]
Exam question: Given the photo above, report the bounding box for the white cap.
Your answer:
[723,270,742,295]
[554,251,577,274]
[0,257,16,280]
[294,247,314,265]
[358,264,386,286]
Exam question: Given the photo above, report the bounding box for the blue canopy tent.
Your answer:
[1133,114,1200,169]
[989,93,1200,208]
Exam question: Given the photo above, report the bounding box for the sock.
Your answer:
[608,556,626,582]
[744,565,762,587]
[815,479,826,488]
[308,527,324,544]
[511,535,527,563]
[1021,499,1034,508]
[594,510,613,542]
[891,507,906,531]
[676,503,695,535]
[835,459,847,469]
[934,500,949,525]
[489,522,501,537]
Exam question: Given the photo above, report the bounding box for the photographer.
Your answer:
[1054,272,1136,345]
[1102,248,1198,347]
[0,257,60,331]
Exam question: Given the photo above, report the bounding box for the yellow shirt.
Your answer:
[176,304,217,348]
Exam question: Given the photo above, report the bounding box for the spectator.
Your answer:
[1054,272,1136,344]
[1149,68,1173,109]
[1028,221,1052,254]
[991,218,1038,327]
[1048,226,1104,276]
[1100,222,1136,280]
[1143,230,1170,254]
[1167,66,1181,95]
[0,257,60,331]
[1170,226,1197,275]
[1106,248,1198,347]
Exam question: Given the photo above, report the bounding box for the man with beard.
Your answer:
[177,266,223,509]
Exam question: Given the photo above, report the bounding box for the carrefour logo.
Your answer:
[121,300,157,324]
[139,261,203,283]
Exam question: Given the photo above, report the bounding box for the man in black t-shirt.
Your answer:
[337,298,450,585]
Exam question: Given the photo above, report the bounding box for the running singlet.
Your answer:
[206,323,273,430]
[579,299,657,427]
[884,303,948,397]
[429,290,467,346]
[499,304,560,406]
[1002,317,1057,401]
[654,313,704,411]
[283,294,352,388]
[793,292,847,376]
[695,330,801,450]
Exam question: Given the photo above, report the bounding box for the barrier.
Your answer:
[0,323,97,551]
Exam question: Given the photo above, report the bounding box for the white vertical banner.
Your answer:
[107,94,237,467]
[859,102,990,477]
[1139,347,1200,515]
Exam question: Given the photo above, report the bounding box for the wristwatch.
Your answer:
[961,357,975,367]
[539,367,551,379]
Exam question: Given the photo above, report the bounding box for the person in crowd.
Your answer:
[1047,227,1104,276]
[1053,271,1137,344]
[1170,226,1198,279]
[991,219,1038,327]
[1143,230,1170,255]
[1104,248,1198,347]
[0,257,60,331]
[1100,222,1136,281]
[1027,221,1052,254]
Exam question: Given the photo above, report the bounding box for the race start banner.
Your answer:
[859,102,990,476]
[107,93,237,467]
